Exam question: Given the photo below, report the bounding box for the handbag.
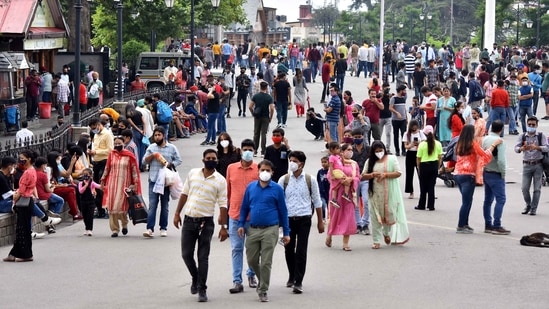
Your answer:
[127,191,148,225]
[15,197,31,207]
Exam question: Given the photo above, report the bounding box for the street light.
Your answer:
[72,0,85,126]
[348,24,353,40]
[114,0,123,101]
[419,12,432,42]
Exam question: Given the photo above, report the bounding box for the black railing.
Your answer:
[0,89,181,158]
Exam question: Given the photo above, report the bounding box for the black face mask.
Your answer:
[352,113,359,118]
[204,160,217,170]
[58,122,64,126]
[114,145,123,152]
[18,159,27,166]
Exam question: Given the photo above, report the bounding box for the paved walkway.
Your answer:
[1,71,549,308]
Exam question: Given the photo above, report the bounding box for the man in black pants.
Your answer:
[235,66,251,117]
[277,151,324,294]
[305,108,325,140]
[88,118,113,218]
[389,85,408,156]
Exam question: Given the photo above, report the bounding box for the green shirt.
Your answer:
[542,71,549,93]
[416,140,442,162]
[482,132,506,178]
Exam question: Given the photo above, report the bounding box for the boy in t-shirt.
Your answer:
[317,156,330,221]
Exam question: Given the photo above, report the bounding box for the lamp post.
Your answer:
[419,11,432,42]
[348,24,353,41]
[115,0,123,101]
[503,9,533,46]
[72,0,83,126]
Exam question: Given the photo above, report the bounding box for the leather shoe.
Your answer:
[229,283,244,294]
[190,283,198,295]
[198,290,208,302]
[522,206,531,215]
[248,276,258,288]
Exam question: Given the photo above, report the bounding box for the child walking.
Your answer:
[78,168,100,236]
[317,156,330,221]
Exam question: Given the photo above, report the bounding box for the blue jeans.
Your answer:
[367,62,375,76]
[311,61,319,80]
[133,128,146,169]
[290,56,298,71]
[357,61,367,78]
[0,198,12,213]
[275,101,288,125]
[414,85,424,103]
[486,106,506,136]
[519,106,533,133]
[483,171,506,228]
[229,218,255,284]
[159,123,169,141]
[455,174,476,227]
[217,105,227,133]
[354,180,370,227]
[47,194,64,214]
[336,73,345,92]
[206,113,218,142]
[147,181,170,231]
[507,106,517,133]
[327,121,339,143]
[522,163,543,211]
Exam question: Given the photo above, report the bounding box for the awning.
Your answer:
[27,27,66,39]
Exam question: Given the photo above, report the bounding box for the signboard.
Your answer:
[23,38,64,50]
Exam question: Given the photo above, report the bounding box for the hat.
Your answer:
[136,99,145,107]
[135,73,140,77]
[40,66,47,72]
[190,85,198,92]
[423,125,434,135]
[517,63,525,69]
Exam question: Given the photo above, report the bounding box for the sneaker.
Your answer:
[293,284,303,294]
[484,226,495,233]
[200,140,209,146]
[248,276,258,288]
[286,280,294,288]
[160,230,168,237]
[229,282,244,294]
[143,229,153,238]
[259,293,269,302]
[361,225,370,235]
[47,226,56,234]
[111,233,118,237]
[456,226,474,234]
[44,217,62,226]
[491,227,511,235]
[198,290,208,302]
[87,230,93,236]
[356,226,361,234]
[208,141,216,145]
[32,232,45,239]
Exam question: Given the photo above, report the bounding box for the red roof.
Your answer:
[0,0,67,36]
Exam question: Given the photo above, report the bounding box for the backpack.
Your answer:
[282,173,314,214]
[156,100,173,124]
[472,80,485,100]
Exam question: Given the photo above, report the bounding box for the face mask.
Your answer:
[259,170,272,182]
[58,122,63,126]
[522,82,529,86]
[343,137,353,144]
[272,136,283,144]
[375,151,385,159]
[204,160,217,170]
[527,127,536,134]
[289,161,299,172]
[241,150,254,162]
[536,70,542,74]
[18,159,27,166]
[10,167,14,174]
[220,140,230,148]
[105,123,110,129]
[344,151,353,159]
[56,159,61,164]
[91,129,99,134]
[114,145,123,152]
[352,112,359,118]
[353,138,363,145]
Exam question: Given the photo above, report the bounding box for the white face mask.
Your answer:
[289,161,299,172]
[343,151,353,159]
[375,151,385,159]
[259,171,272,182]
[536,70,542,74]
[522,82,529,86]
[220,140,230,148]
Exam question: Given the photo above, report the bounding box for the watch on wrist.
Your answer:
[222,224,228,229]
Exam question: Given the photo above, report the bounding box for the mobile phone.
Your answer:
[413,137,418,142]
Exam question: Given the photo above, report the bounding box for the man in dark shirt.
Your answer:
[264,127,290,182]
[351,129,371,235]
[235,67,251,117]
[412,63,427,102]
[272,73,291,127]
[362,88,383,143]
[201,84,221,145]
[307,44,321,82]
[0,157,16,213]
[305,108,325,140]
[379,83,393,153]
[250,81,275,156]
[334,53,348,92]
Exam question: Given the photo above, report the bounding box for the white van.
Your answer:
[136,50,202,91]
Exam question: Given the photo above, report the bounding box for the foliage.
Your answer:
[121,40,149,68]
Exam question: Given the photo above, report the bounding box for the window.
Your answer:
[139,57,159,70]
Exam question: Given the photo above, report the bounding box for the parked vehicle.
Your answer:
[136,50,202,91]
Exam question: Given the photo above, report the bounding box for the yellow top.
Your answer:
[416,140,443,162]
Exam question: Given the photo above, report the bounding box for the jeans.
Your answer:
[418,161,438,209]
[290,56,298,71]
[455,174,476,227]
[519,106,533,133]
[407,73,413,88]
[327,121,339,143]
[392,119,407,154]
[236,90,248,113]
[521,163,543,212]
[147,181,170,232]
[482,171,506,228]
[507,106,517,133]
[486,106,506,136]
[0,198,13,213]
[181,216,215,291]
[206,112,218,142]
[47,194,64,214]
[311,61,319,81]
[357,61,367,78]
[354,181,370,227]
[253,117,270,155]
[368,123,381,144]
[229,218,255,284]
[405,151,418,194]
[414,85,424,103]
[367,62,375,76]
[245,225,278,294]
[321,82,329,102]
[336,73,345,92]
[285,216,311,286]
[275,101,288,125]
[379,118,392,151]
[305,118,324,139]
[533,90,540,115]
[132,129,146,169]
[217,105,227,133]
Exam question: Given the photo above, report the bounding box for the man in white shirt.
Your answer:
[16,121,33,144]
[366,44,377,77]
[357,42,369,78]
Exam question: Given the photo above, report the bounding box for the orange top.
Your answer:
[490,87,509,108]
[212,44,221,55]
[226,161,258,220]
[451,114,464,138]
[18,168,37,198]
[454,141,492,176]
[79,84,87,104]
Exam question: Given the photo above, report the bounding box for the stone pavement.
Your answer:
[2,72,549,308]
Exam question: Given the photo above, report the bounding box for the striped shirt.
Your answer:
[404,54,416,74]
[182,168,228,217]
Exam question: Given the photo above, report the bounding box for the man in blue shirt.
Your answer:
[528,64,543,116]
[222,39,232,67]
[238,160,290,302]
[324,84,341,143]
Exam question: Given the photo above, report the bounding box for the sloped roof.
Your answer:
[0,0,68,36]
[239,0,265,31]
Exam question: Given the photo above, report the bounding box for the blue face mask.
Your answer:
[241,150,254,162]
[353,138,363,145]
[527,127,536,134]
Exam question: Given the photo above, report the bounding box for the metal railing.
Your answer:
[0,89,181,158]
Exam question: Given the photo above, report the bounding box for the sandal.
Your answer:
[384,235,391,245]
[3,255,15,262]
[371,243,381,249]
[342,247,352,251]
[325,237,332,248]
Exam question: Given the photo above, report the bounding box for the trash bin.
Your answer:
[303,68,311,83]
[39,102,52,119]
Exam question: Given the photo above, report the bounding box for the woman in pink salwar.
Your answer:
[325,143,360,251]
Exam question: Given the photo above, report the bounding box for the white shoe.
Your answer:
[87,230,93,236]
[143,229,153,238]
[32,232,45,239]
[44,217,62,226]
[160,230,168,237]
